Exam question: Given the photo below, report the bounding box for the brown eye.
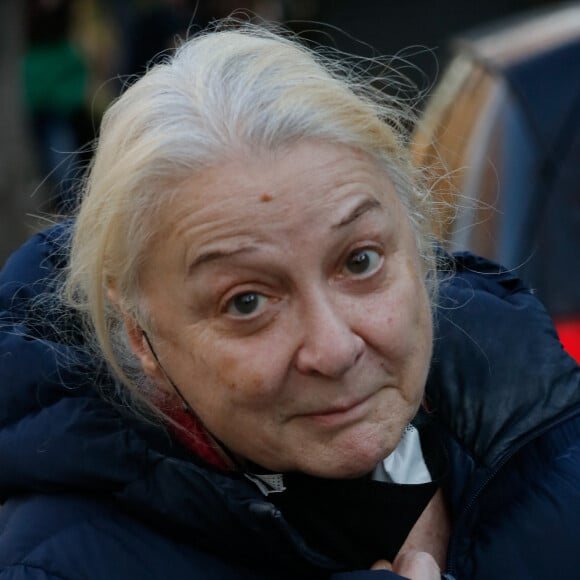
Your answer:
[344,249,381,275]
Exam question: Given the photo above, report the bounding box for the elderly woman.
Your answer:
[1,22,580,580]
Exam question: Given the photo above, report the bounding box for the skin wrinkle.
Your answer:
[129,140,433,478]
[175,149,392,280]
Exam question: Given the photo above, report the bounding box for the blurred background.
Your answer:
[2,0,579,357]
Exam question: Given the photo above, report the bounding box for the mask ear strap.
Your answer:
[141,330,245,471]
[142,330,192,413]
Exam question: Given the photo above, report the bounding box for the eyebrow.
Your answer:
[331,197,383,230]
[187,197,383,276]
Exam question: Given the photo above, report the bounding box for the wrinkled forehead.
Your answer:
[152,141,403,239]
[124,146,408,303]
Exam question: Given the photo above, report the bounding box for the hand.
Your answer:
[371,550,440,579]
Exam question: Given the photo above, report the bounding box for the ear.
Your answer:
[107,287,165,385]
[123,316,164,381]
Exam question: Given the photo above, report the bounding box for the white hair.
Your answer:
[64,20,437,414]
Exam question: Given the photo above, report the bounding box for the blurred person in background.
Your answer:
[23,0,92,213]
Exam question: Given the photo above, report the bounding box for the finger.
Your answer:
[370,559,393,571]
[393,550,440,580]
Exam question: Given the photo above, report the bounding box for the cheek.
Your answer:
[403,288,433,402]
[370,273,432,375]
[179,332,283,411]
[402,286,432,365]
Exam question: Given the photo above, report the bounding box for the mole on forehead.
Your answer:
[259,193,273,203]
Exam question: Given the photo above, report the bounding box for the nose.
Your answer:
[293,291,365,378]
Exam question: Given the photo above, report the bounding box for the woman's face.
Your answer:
[135,141,433,478]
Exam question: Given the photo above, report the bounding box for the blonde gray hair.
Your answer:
[65,21,437,413]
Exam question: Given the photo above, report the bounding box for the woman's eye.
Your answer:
[225,292,267,317]
[344,248,382,275]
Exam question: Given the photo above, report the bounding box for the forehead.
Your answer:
[173,142,396,224]
[149,141,406,269]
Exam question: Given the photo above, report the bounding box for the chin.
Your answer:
[260,419,404,478]
[298,443,391,480]
[299,459,378,480]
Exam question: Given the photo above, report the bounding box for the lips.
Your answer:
[299,391,378,428]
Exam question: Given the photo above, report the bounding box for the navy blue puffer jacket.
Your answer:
[1,223,580,579]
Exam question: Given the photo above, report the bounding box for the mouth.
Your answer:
[299,391,378,428]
